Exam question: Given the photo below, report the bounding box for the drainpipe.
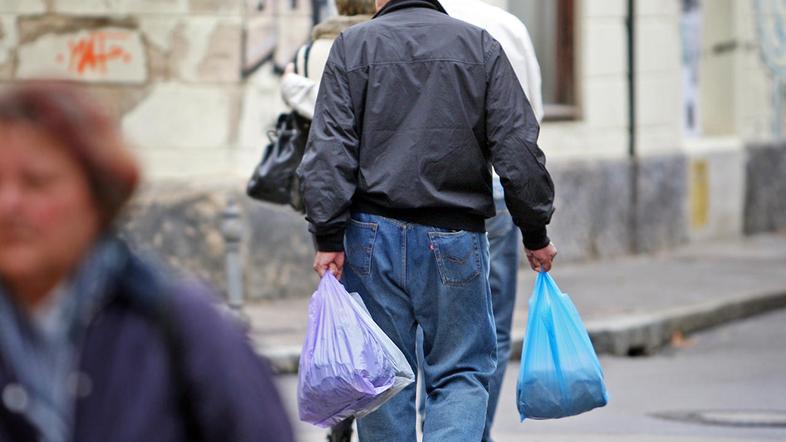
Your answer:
[626,0,639,253]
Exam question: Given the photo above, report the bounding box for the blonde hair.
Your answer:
[335,0,376,16]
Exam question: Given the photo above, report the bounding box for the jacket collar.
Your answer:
[312,14,373,40]
[373,0,447,18]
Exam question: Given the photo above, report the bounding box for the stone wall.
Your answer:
[123,151,694,301]
[0,0,316,180]
[745,142,786,234]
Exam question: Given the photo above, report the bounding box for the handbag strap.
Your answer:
[303,42,314,79]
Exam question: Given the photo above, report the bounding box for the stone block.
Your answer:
[547,159,632,261]
[136,150,234,179]
[0,0,45,13]
[171,18,242,83]
[189,0,243,14]
[548,154,690,259]
[0,15,17,77]
[744,142,786,233]
[637,74,681,127]
[85,85,151,123]
[583,0,626,18]
[584,77,627,129]
[637,125,683,158]
[634,154,689,253]
[237,72,287,151]
[583,20,626,77]
[685,140,745,240]
[637,19,681,74]
[139,17,178,52]
[17,27,147,84]
[122,187,229,296]
[273,10,312,67]
[53,0,188,15]
[197,21,242,82]
[122,83,235,150]
[637,1,679,17]
[244,199,314,300]
[122,184,314,301]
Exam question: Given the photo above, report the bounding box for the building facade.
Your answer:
[0,0,784,300]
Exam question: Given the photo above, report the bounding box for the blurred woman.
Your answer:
[0,83,294,442]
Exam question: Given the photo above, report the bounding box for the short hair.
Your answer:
[335,0,376,16]
[0,82,140,227]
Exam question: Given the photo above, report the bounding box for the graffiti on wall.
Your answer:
[242,0,330,77]
[754,0,786,135]
[57,31,133,75]
[16,26,146,83]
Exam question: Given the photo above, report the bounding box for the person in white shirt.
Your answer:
[419,2,545,441]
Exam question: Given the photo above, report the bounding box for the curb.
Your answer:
[259,290,786,375]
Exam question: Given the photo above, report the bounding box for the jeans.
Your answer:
[417,182,521,442]
[481,207,521,442]
[342,212,496,442]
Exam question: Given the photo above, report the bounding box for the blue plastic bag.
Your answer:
[517,272,608,420]
[297,273,415,428]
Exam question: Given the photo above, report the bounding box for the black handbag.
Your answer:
[247,43,313,212]
[246,111,310,211]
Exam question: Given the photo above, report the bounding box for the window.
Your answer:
[510,0,577,120]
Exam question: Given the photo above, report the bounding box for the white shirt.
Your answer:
[440,0,544,123]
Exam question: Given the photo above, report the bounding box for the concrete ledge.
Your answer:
[259,289,786,374]
[581,290,786,357]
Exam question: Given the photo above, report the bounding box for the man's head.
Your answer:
[375,0,391,12]
[335,0,377,15]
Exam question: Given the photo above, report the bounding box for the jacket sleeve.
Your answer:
[173,283,295,442]
[484,33,555,250]
[296,34,359,252]
[280,72,317,120]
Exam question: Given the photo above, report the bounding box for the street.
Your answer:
[277,309,786,442]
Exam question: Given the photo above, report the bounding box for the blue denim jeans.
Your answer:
[416,181,521,442]
[481,206,521,442]
[342,212,496,442]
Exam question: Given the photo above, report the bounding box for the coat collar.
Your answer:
[312,15,373,40]
[373,0,447,19]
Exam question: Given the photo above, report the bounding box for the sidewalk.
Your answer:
[246,233,786,373]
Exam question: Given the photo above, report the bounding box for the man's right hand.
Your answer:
[313,251,345,280]
[525,243,557,273]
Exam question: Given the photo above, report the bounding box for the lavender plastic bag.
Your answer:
[297,273,415,428]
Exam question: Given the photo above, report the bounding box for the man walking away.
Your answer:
[297,0,557,440]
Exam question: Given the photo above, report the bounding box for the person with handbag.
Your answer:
[280,0,377,121]
[277,3,377,441]
[247,0,376,216]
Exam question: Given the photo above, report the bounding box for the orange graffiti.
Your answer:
[58,31,133,75]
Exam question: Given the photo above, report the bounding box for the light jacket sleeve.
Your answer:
[484,33,555,250]
[296,34,359,252]
[280,73,318,120]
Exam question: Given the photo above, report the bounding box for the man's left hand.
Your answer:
[313,252,345,280]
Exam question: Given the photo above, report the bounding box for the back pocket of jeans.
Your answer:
[428,231,481,286]
[345,219,378,276]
